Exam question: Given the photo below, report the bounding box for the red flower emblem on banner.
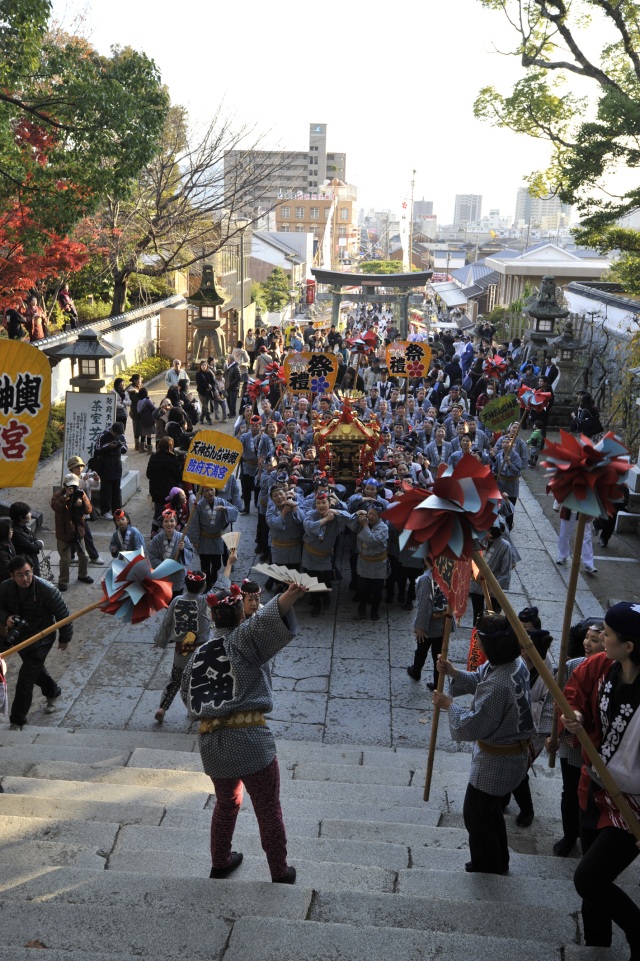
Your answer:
[406,360,424,377]
[542,430,630,518]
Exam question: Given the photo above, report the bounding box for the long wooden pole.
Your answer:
[548,512,587,767]
[2,599,104,659]
[424,609,454,802]
[472,550,640,841]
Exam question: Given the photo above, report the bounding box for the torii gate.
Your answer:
[311,268,433,338]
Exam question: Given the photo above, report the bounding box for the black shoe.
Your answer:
[239,509,250,515]
[273,866,296,884]
[209,852,243,878]
[426,682,436,691]
[516,810,534,828]
[403,601,413,611]
[371,611,380,621]
[552,838,576,857]
[78,575,94,584]
[57,583,68,592]
[465,861,508,876]
[406,666,420,681]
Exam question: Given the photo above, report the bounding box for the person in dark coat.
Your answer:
[0,555,72,727]
[224,355,241,417]
[146,437,184,516]
[95,422,128,519]
[9,503,43,576]
[0,519,16,583]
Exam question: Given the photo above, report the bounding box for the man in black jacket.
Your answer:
[224,355,241,417]
[0,556,72,728]
[95,422,128,519]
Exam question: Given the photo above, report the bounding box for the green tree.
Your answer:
[261,268,291,312]
[473,1,640,260]
[358,260,405,274]
[0,1,169,237]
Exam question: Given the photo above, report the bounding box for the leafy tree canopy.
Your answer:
[0,0,169,236]
[473,0,640,252]
[358,260,405,274]
[261,268,291,312]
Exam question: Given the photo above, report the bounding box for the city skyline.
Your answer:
[51,0,585,224]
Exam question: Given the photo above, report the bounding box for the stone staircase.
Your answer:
[1,725,636,960]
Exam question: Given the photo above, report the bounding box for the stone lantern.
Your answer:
[548,317,586,426]
[187,264,226,364]
[46,328,122,392]
[523,275,569,361]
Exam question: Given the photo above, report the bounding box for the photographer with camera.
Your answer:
[51,475,94,592]
[0,555,72,728]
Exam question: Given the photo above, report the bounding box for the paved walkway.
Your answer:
[2,407,605,747]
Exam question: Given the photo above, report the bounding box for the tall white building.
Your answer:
[453,194,482,228]
[514,187,572,230]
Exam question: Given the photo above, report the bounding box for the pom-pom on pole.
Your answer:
[2,551,183,658]
[543,431,630,766]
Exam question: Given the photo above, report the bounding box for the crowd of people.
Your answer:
[0,303,637,953]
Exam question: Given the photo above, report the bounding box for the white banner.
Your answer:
[63,392,116,480]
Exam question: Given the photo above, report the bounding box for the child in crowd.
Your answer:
[528,419,545,467]
[109,509,145,557]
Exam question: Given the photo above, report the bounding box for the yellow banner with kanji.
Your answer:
[0,341,51,487]
[284,352,339,395]
[182,430,243,488]
[385,341,432,379]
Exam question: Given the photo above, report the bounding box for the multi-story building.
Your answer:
[413,198,433,219]
[514,187,572,231]
[275,179,358,264]
[223,123,346,215]
[453,194,482,228]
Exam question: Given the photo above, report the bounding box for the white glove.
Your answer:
[35,539,44,550]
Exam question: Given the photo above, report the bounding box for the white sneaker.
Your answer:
[555,558,567,566]
[102,512,114,520]
[89,556,105,566]
[70,558,78,566]
[583,565,598,574]
[45,698,59,714]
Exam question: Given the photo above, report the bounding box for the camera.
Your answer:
[5,616,28,648]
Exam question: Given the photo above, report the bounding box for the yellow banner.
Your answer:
[0,341,51,487]
[385,341,432,379]
[182,430,243,488]
[284,352,338,395]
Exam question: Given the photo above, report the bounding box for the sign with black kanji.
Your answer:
[284,352,339,395]
[385,341,432,379]
[0,341,51,486]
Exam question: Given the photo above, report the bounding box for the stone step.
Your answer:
[114,824,410,870]
[221,917,561,961]
[0,865,574,953]
[0,744,131,777]
[396,865,639,910]
[309,889,576,944]
[0,864,311,919]
[0,838,107,870]
[1,776,209,808]
[0,813,118,848]
[109,851,396,892]
[0,792,165,825]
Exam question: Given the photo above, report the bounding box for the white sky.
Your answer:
[52,0,593,224]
